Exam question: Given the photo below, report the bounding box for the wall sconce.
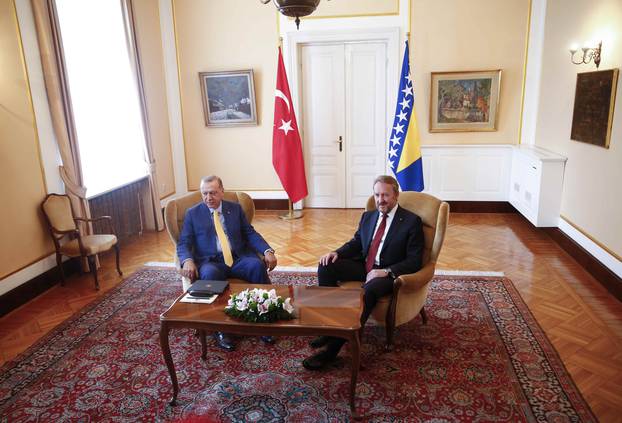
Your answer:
[569,41,602,69]
[260,0,321,30]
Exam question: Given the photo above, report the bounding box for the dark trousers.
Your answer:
[317,258,394,354]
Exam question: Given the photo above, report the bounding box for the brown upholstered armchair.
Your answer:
[41,194,122,290]
[163,190,255,291]
[339,192,449,347]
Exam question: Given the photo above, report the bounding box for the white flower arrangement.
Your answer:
[224,288,295,323]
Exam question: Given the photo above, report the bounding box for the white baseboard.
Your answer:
[558,218,622,278]
[0,254,58,296]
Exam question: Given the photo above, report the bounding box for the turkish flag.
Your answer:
[272,48,308,203]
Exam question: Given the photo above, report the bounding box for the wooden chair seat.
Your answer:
[60,234,118,256]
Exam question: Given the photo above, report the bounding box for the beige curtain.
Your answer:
[123,0,164,231]
[31,0,94,237]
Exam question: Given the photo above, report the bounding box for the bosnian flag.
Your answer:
[388,40,424,191]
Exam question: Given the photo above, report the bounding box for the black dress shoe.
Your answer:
[309,336,331,348]
[213,332,235,351]
[302,350,338,371]
[260,336,275,344]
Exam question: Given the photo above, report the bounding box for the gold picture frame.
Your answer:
[570,69,618,149]
[429,70,501,132]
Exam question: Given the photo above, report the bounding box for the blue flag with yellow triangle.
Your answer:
[388,40,424,191]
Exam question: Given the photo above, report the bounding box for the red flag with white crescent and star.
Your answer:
[272,47,308,203]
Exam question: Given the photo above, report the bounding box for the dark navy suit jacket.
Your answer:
[177,200,270,266]
[335,205,424,276]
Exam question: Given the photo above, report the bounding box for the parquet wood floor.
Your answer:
[1,210,621,421]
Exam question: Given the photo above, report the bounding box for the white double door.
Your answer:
[301,41,387,208]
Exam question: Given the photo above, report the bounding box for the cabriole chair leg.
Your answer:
[114,244,122,276]
[56,253,66,286]
[88,255,99,290]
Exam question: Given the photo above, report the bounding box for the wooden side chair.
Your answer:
[339,192,450,347]
[41,194,122,290]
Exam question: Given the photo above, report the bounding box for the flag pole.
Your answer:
[279,199,303,220]
[274,30,305,220]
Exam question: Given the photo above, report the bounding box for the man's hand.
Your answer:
[365,268,390,283]
[264,251,277,271]
[180,259,198,281]
[319,251,339,266]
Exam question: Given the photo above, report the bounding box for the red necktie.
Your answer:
[365,213,387,273]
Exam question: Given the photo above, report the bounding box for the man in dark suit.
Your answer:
[303,175,424,370]
[177,175,277,350]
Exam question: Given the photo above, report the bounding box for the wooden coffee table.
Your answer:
[160,283,364,417]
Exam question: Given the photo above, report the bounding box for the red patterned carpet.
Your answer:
[0,268,595,422]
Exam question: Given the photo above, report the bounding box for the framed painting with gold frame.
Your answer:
[429,70,501,132]
[570,69,618,149]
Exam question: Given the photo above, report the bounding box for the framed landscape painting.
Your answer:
[199,69,257,127]
[429,70,501,132]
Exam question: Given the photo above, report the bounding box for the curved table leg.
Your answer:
[349,330,361,420]
[159,322,179,406]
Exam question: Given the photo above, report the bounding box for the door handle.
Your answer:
[335,136,342,152]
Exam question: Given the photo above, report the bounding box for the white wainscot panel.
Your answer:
[420,145,512,201]
[474,152,511,199]
[439,152,470,197]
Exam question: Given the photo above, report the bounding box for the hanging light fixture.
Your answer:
[260,0,321,30]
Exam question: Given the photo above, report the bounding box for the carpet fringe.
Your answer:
[144,261,176,267]
[144,262,504,277]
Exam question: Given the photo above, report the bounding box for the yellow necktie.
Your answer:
[213,210,233,266]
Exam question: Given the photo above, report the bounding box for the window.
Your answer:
[54,0,148,197]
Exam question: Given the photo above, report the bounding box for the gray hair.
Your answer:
[373,175,399,194]
[200,175,223,189]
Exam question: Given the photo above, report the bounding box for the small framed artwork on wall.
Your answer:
[429,70,501,132]
[570,69,619,148]
[199,69,257,127]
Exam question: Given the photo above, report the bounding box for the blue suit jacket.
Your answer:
[177,200,270,266]
[335,205,424,276]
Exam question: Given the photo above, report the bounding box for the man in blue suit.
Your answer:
[178,175,277,350]
[303,175,424,370]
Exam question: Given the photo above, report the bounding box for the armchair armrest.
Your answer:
[394,261,436,293]
[74,216,116,235]
[75,216,113,223]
